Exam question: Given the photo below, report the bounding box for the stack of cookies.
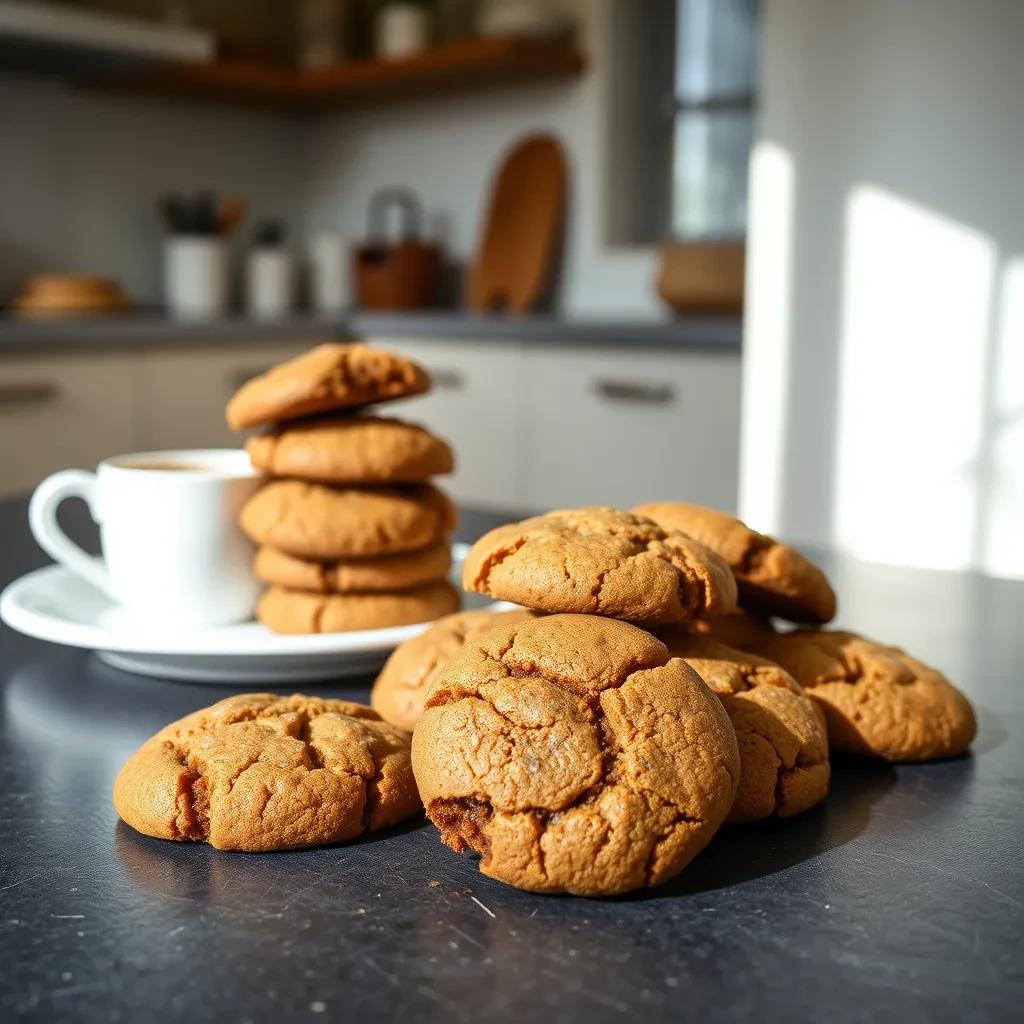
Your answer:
[226,343,461,634]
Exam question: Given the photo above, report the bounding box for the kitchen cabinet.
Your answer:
[0,352,138,496]
[380,340,526,509]
[520,347,741,511]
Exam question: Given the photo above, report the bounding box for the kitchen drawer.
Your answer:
[0,352,138,496]
[136,343,312,451]
[371,338,526,510]
[520,347,741,511]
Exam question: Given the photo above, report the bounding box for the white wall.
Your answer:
[0,74,302,304]
[300,0,661,317]
[741,0,1024,579]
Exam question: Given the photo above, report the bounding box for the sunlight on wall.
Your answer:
[738,140,795,531]
[833,185,996,572]
[982,257,1024,577]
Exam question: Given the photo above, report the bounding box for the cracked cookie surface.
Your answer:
[226,343,430,430]
[633,502,836,623]
[113,693,421,851]
[704,620,976,762]
[258,581,460,634]
[254,542,451,594]
[246,416,453,484]
[240,480,456,559]
[659,626,829,822]
[372,608,536,731]
[411,614,739,896]
[462,507,737,624]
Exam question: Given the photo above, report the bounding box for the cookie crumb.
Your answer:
[428,880,441,888]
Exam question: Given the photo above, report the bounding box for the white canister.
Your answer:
[308,233,351,314]
[164,236,228,320]
[376,2,430,60]
[246,248,294,320]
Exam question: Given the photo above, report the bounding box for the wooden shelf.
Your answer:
[83,36,585,113]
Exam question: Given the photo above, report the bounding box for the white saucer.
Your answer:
[0,543,494,684]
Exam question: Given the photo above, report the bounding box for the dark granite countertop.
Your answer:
[1,496,1021,1023]
[0,311,742,353]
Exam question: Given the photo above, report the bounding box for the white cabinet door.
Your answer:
[137,343,313,451]
[370,338,525,510]
[520,347,742,512]
[0,352,139,496]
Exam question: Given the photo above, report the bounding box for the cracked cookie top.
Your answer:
[633,502,836,623]
[462,507,738,624]
[246,416,454,484]
[240,480,457,559]
[113,694,421,851]
[226,343,430,430]
[716,628,977,762]
[372,608,537,732]
[659,626,829,823]
[411,614,740,896]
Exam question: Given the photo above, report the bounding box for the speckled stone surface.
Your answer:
[0,497,1021,1022]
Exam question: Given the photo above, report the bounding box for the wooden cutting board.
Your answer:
[467,133,566,314]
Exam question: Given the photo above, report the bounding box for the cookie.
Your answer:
[254,542,451,594]
[240,481,457,559]
[371,609,537,732]
[462,506,737,624]
[246,416,454,484]
[633,503,836,623]
[257,581,460,634]
[659,626,829,822]
[226,343,430,430]
[412,614,739,896]
[113,693,420,851]
[704,619,976,761]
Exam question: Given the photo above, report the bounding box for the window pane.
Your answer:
[672,110,753,237]
[675,0,758,100]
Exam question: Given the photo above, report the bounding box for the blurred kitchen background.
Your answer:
[0,0,1021,580]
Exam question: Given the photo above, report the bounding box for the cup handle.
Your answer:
[28,470,114,598]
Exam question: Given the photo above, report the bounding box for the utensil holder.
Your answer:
[164,236,228,320]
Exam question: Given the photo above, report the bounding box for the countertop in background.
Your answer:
[0,311,743,352]
[1,495,1022,1023]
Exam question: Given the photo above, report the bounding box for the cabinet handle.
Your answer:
[593,380,675,404]
[431,368,465,390]
[0,381,60,407]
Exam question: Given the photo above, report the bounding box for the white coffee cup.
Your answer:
[29,450,263,628]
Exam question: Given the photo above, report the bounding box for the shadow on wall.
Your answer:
[739,0,1024,580]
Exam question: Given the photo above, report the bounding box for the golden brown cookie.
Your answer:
[240,481,457,559]
[703,621,977,762]
[633,502,837,623]
[113,693,420,851]
[462,506,737,624]
[246,416,454,484]
[257,581,460,634]
[226,343,430,430]
[371,609,537,732]
[254,542,451,594]
[412,614,739,896]
[659,626,829,822]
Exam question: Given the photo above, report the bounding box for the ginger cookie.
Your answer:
[246,416,454,484]
[737,628,975,761]
[412,614,739,896]
[462,506,737,624]
[240,481,456,560]
[257,581,460,634]
[226,343,430,430]
[659,626,829,822]
[254,542,451,594]
[113,693,420,852]
[633,502,836,623]
[371,608,537,732]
